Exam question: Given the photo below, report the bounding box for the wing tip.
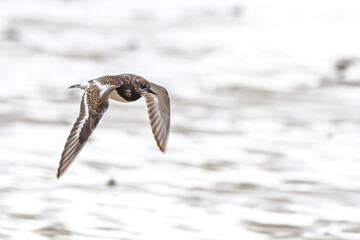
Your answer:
[157,141,167,153]
[56,167,64,179]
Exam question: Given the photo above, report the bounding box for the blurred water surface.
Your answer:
[0,0,360,240]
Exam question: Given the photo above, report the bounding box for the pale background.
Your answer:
[0,0,359,239]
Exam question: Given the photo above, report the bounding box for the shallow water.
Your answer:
[0,0,360,239]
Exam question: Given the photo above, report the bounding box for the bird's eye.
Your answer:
[140,84,146,89]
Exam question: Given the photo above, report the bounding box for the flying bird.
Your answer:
[57,74,170,178]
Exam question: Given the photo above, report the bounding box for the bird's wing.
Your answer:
[143,82,170,152]
[57,82,117,178]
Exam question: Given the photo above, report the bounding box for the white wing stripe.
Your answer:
[93,80,108,97]
[58,82,118,178]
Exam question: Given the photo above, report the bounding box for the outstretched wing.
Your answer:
[57,83,117,178]
[143,82,170,152]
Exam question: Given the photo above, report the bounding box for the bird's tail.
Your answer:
[68,84,81,89]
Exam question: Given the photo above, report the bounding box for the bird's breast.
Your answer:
[110,86,141,102]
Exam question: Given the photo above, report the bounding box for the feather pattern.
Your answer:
[57,74,171,178]
[57,82,117,178]
[143,82,171,152]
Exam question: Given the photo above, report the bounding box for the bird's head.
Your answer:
[135,78,157,96]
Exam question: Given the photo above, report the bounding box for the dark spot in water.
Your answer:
[236,183,259,190]
[180,195,213,208]
[4,28,20,41]
[189,182,260,195]
[244,221,302,238]
[36,223,72,237]
[343,226,360,233]
[335,58,357,72]
[201,160,234,171]
[285,180,319,185]
[0,233,9,239]
[107,178,116,186]
[10,213,40,220]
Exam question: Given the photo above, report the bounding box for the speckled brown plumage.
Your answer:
[85,84,101,110]
[96,74,141,86]
[57,74,171,178]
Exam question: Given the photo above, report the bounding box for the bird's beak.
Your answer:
[147,88,157,95]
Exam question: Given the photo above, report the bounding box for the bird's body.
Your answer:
[57,74,170,178]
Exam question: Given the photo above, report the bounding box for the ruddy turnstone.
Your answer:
[57,74,170,178]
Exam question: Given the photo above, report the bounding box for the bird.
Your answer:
[57,74,170,178]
